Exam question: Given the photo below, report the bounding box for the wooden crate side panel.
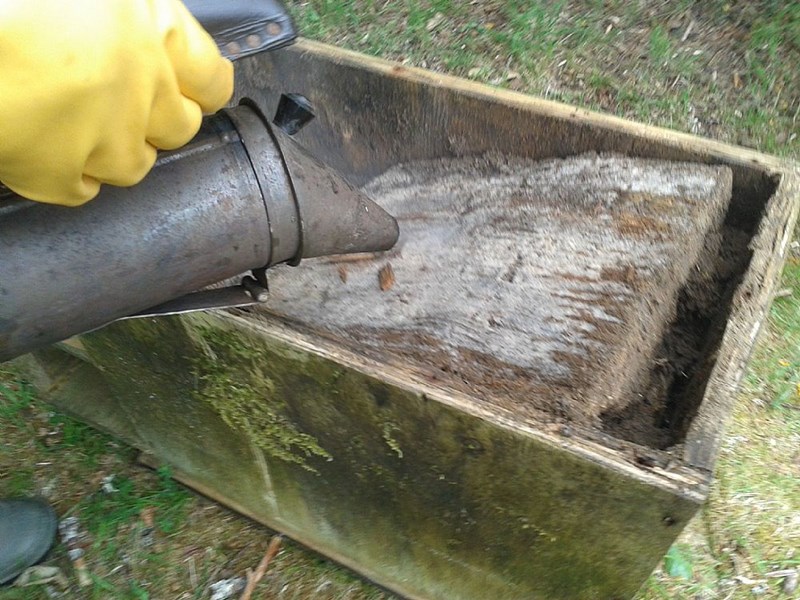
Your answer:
[235,41,779,220]
[25,320,279,518]
[685,169,800,467]
[29,314,698,600]
[15,348,135,442]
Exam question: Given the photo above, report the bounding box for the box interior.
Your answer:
[235,43,782,455]
[261,154,758,451]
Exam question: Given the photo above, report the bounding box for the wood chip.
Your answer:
[239,536,282,600]
[733,72,742,89]
[378,263,395,291]
[337,265,348,283]
[140,506,155,528]
[426,12,444,31]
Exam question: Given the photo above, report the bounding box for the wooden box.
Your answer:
[20,41,799,599]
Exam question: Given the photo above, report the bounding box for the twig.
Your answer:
[681,19,695,42]
[188,555,198,590]
[766,569,797,578]
[239,536,283,600]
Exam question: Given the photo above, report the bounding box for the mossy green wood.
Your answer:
[24,312,697,600]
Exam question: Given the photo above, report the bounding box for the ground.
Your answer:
[1,1,798,598]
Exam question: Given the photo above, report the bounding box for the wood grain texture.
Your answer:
[22,313,701,600]
[263,155,732,434]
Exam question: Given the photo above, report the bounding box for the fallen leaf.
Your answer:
[14,566,68,588]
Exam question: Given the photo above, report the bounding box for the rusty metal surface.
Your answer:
[0,111,271,360]
[227,103,300,267]
[122,286,263,319]
[0,103,399,362]
[275,127,400,260]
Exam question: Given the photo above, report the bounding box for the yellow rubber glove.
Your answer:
[0,0,233,206]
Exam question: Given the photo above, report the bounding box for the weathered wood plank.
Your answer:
[683,168,800,466]
[24,312,700,600]
[264,155,732,441]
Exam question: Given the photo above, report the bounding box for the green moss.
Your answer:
[381,421,403,458]
[112,318,172,348]
[190,325,330,471]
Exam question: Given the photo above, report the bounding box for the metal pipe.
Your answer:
[0,104,399,362]
[0,109,277,360]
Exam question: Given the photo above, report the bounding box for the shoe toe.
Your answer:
[0,498,57,585]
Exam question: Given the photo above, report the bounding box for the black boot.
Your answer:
[0,498,57,585]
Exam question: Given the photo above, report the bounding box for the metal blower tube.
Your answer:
[0,106,296,361]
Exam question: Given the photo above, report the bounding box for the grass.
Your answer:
[2,1,800,598]
[289,0,800,155]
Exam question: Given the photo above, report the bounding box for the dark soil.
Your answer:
[601,225,754,448]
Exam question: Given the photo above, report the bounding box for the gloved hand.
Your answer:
[0,0,233,206]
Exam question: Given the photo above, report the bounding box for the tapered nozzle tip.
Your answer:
[277,135,400,260]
